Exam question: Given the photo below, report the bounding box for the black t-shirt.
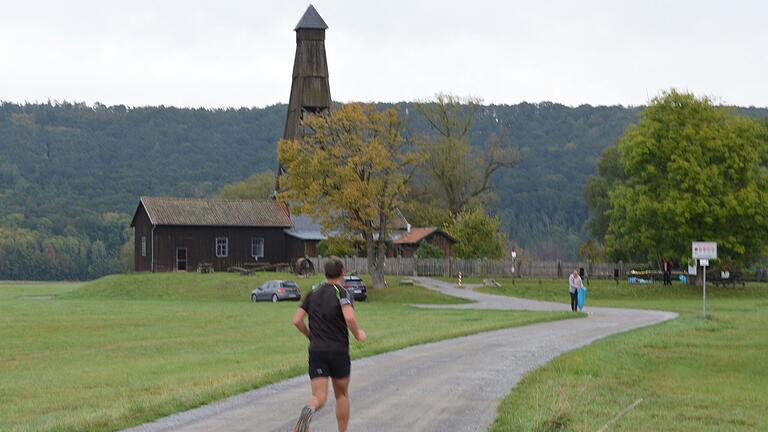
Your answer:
[300,282,354,353]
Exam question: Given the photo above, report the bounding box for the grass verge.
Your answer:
[481,278,768,431]
[1,273,570,432]
[68,272,472,304]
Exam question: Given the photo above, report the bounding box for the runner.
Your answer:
[292,256,367,432]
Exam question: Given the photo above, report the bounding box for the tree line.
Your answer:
[582,91,768,271]
[1,99,766,280]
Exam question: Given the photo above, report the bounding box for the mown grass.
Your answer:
[69,272,472,304]
[481,278,768,431]
[0,273,570,432]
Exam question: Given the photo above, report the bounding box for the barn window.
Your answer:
[252,237,264,258]
[216,237,228,257]
[141,236,146,257]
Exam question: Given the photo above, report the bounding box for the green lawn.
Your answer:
[67,272,473,304]
[0,273,572,432]
[479,278,768,431]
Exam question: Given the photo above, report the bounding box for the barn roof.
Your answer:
[284,214,331,240]
[393,227,458,245]
[294,5,328,30]
[132,197,292,227]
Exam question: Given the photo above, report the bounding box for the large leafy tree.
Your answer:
[447,209,506,259]
[583,145,625,240]
[277,103,421,288]
[599,90,768,265]
[411,93,520,217]
[218,171,275,200]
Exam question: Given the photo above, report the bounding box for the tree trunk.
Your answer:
[364,233,386,289]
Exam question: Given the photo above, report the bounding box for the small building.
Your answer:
[392,227,458,258]
[131,197,292,272]
[284,214,325,259]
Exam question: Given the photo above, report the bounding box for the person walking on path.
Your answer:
[569,268,583,312]
[292,256,367,432]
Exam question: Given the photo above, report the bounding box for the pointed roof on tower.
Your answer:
[294,5,328,30]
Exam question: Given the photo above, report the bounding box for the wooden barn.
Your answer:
[131,197,293,272]
[129,7,461,273]
[391,228,458,258]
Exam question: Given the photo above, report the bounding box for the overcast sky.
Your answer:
[1,0,766,108]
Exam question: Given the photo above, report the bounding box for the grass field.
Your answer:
[477,278,768,431]
[67,272,473,304]
[0,273,574,432]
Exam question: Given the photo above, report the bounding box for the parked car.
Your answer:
[343,275,368,302]
[251,280,302,303]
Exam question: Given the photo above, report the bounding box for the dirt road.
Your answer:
[124,277,676,432]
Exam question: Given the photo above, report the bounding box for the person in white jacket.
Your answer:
[568,269,583,312]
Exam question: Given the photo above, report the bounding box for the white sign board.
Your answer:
[692,242,717,260]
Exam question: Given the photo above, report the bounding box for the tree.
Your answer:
[447,209,506,259]
[583,145,625,240]
[412,93,520,215]
[578,239,605,262]
[415,241,444,258]
[317,237,358,257]
[600,90,768,265]
[218,171,275,200]
[398,200,453,228]
[278,103,421,289]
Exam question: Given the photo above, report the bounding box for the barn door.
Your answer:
[176,248,188,271]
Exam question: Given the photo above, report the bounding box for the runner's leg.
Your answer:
[331,376,350,432]
[295,378,328,432]
[309,377,329,411]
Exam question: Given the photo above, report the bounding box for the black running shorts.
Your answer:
[308,350,350,379]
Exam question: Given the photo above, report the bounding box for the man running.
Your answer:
[292,256,367,432]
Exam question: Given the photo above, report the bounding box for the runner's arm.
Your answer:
[342,305,367,342]
[292,308,310,339]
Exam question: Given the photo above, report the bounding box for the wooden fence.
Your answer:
[308,256,642,279]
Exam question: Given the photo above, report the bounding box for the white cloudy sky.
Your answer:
[1,0,765,108]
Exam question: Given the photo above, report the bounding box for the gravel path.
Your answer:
[123,277,676,432]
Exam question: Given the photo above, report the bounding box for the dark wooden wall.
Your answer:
[427,232,454,258]
[286,236,320,263]
[392,232,454,258]
[133,205,153,272]
[145,226,289,272]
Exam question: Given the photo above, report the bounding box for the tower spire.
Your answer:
[294,4,328,30]
[276,5,331,192]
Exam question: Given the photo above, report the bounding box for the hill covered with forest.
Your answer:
[1,101,766,279]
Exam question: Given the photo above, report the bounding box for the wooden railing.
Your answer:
[308,256,642,279]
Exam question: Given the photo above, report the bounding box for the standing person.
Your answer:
[568,268,582,312]
[292,256,367,432]
[667,259,673,285]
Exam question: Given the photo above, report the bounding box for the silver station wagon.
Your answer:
[251,280,302,303]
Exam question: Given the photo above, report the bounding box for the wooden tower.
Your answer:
[276,5,331,189]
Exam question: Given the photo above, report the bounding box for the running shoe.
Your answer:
[294,405,314,432]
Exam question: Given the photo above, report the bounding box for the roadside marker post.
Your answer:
[700,259,709,318]
[692,242,717,319]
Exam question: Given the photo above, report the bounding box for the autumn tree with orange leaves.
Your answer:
[278,103,422,288]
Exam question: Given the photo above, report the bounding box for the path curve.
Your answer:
[124,278,676,432]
